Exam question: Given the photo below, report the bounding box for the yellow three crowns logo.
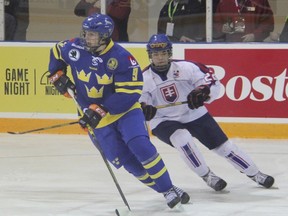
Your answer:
[77,70,91,82]
[85,85,104,98]
[96,74,113,85]
[76,70,113,98]
[77,70,113,85]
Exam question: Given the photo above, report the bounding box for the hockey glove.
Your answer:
[141,102,157,121]
[187,85,210,109]
[48,70,76,98]
[79,104,107,129]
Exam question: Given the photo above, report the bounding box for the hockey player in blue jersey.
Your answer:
[140,34,275,190]
[47,13,189,209]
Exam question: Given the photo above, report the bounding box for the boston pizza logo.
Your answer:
[160,83,179,103]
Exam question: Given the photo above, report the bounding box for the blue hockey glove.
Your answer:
[141,102,157,121]
[48,70,76,98]
[79,104,107,129]
[187,85,210,109]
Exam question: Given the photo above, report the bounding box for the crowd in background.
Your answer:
[4,0,29,41]
[74,0,131,42]
[2,0,288,42]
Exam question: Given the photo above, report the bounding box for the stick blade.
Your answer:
[115,208,131,216]
[7,131,20,135]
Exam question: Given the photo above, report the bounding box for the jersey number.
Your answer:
[132,68,138,81]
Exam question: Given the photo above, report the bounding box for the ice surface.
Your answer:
[0,133,287,216]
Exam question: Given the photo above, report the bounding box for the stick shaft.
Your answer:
[155,101,188,109]
[7,121,78,134]
[68,89,131,211]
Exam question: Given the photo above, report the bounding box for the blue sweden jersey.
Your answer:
[48,38,143,128]
[48,38,175,185]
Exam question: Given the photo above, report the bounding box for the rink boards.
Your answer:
[0,42,287,138]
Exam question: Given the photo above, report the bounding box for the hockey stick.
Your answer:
[155,101,188,109]
[67,89,131,212]
[7,121,78,135]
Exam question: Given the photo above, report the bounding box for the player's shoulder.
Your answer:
[142,65,152,73]
[171,59,197,67]
[111,42,131,56]
[114,44,139,67]
[171,59,207,69]
[171,59,209,75]
[54,38,84,51]
[141,67,155,88]
[141,65,154,79]
[105,43,140,71]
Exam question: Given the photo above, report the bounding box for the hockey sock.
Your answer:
[128,136,173,193]
[136,172,159,191]
[212,140,259,176]
[170,129,209,177]
[123,156,159,192]
[142,153,173,193]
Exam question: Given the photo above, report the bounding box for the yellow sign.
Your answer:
[0,45,149,115]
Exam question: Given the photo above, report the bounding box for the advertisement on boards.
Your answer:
[0,46,76,114]
[185,48,288,120]
[0,43,287,123]
[0,44,149,117]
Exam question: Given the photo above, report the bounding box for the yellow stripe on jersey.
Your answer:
[99,40,114,55]
[150,167,167,180]
[145,182,156,186]
[137,173,150,181]
[143,155,162,169]
[115,88,142,94]
[96,102,141,128]
[52,41,68,62]
[52,45,61,60]
[136,173,156,187]
[115,81,143,94]
[115,82,143,87]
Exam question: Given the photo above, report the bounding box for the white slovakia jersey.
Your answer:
[139,60,221,130]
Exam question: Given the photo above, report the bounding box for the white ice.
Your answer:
[0,133,287,216]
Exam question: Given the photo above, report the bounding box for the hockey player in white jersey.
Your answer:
[139,34,275,189]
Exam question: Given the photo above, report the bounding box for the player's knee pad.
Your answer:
[170,129,194,149]
[212,140,238,157]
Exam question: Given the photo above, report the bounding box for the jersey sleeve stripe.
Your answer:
[52,44,63,61]
[115,81,143,87]
[115,88,142,94]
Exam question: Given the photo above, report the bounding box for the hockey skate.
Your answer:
[249,171,274,188]
[202,170,227,191]
[173,185,190,204]
[163,187,181,208]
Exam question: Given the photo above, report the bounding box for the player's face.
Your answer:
[151,50,170,68]
[84,31,101,48]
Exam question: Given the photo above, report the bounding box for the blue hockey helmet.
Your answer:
[82,13,114,40]
[146,34,173,57]
[146,34,172,72]
[81,13,114,52]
